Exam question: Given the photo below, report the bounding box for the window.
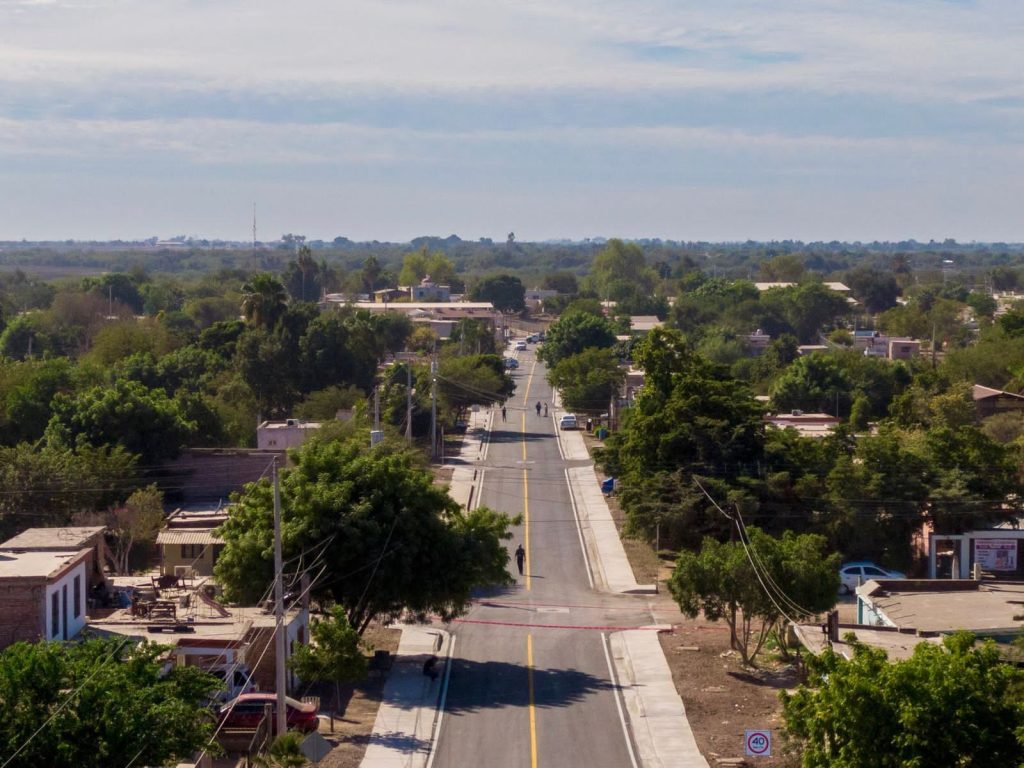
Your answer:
[863,566,886,576]
[51,592,59,637]
[182,543,207,560]
[73,575,81,618]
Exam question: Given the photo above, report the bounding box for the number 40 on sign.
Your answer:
[744,730,771,757]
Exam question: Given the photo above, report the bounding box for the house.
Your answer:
[754,281,851,293]
[853,331,920,360]
[257,419,322,451]
[765,411,840,438]
[373,288,408,304]
[409,275,450,303]
[89,577,309,693]
[157,506,229,578]
[628,316,662,335]
[0,526,108,590]
[746,329,771,355]
[796,578,1024,661]
[0,547,91,648]
[887,338,920,360]
[927,526,1024,580]
[972,384,1024,418]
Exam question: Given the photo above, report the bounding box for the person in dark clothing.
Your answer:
[501,405,507,422]
[514,544,526,575]
[535,401,541,416]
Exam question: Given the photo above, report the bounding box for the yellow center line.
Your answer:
[527,633,538,768]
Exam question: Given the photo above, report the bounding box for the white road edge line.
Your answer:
[424,635,456,768]
[565,467,595,590]
[480,409,493,463]
[602,632,640,768]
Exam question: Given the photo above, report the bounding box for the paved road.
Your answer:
[431,351,653,768]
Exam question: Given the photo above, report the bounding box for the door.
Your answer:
[61,584,68,640]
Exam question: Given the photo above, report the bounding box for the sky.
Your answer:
[2,0,1024,243]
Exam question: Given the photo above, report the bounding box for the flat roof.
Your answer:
[858,580,1024,634]
[0,549,88,580]
[90,602,304,644]
[0,526,105,551]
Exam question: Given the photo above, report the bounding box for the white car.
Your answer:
[559,414,578,430]
[514,340,527,351]
[839,562,905,594]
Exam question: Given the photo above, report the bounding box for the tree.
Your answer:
[542,272,578,294]
[241,273,288,330]
[587,239,655,301]
[470,274,526,313]
[283,246,323,303]
[288,606,366,712]
[46,379,196,463]
[215,435,515,633]
[450,318,497,356]
[548,347,625,413]
[760,283,850,343]
[255,733,309,768]
[437,354,514,418]
[81,273,144,314]
[668,529,838,666]
[537,310,617,368]
[781,633,1024,767]
[844,266,900,314]
[0,638,220,768]
[0,443,138,541]
[758,254,806,282]
[104,485,165,574]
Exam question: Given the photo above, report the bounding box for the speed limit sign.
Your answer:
[744,730,772,757]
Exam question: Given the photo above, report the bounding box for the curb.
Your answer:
[359,626,453,768]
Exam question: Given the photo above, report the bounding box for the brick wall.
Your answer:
[0,582,46,650]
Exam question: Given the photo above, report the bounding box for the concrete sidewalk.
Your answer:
[447,407,491,510]
[567,465,656,594]
[360,626,451,768]
[609,630,710,768]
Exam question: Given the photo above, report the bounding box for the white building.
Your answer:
[256,419,322,451]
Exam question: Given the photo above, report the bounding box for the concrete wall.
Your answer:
[44,562,87,641]
[161,543,222,577]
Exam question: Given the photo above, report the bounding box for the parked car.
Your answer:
[559,414,578,430]
[838,561,905,594]
[526,334,539,343]
[514,340,527,351]
[207,663,256,704]
[503,357,519,369]
[218,693,319,734]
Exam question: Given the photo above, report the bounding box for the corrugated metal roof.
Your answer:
[156,530,223,545]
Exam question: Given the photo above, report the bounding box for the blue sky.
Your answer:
[2,0,1024,242]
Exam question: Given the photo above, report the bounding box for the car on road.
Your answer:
[839,561,905,594]
[514,340,527,351]
[218,693,319,734]
[503,357,519,369]
[526,334,539,343]
[559,414,578,430]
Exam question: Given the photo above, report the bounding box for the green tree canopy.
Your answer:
[668,528,838,666]
[0,638,220,768]
[537,310,617,368]
[215,434,515,633]
[241,273,288,330]
[46,379,196,463]
[547,347,625,414]
[781,633,1024,767]
[470,274,526,313]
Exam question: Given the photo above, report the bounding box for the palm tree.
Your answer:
[254,732,309,767]
[241,273,288,329]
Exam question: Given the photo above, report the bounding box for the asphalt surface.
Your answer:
[431,350,654,768]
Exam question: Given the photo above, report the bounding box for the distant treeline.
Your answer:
[2,235,1024,281]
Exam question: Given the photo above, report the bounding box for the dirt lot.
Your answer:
[585,431,804,766]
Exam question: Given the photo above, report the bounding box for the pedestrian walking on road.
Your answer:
[535,401,541,416]
[501,405,507,422]
[515,544,526,575]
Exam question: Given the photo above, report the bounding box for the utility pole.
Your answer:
[272,459,287,737]
[374,385,380,431]
[430,357,438,458]
[405,364,413,442]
